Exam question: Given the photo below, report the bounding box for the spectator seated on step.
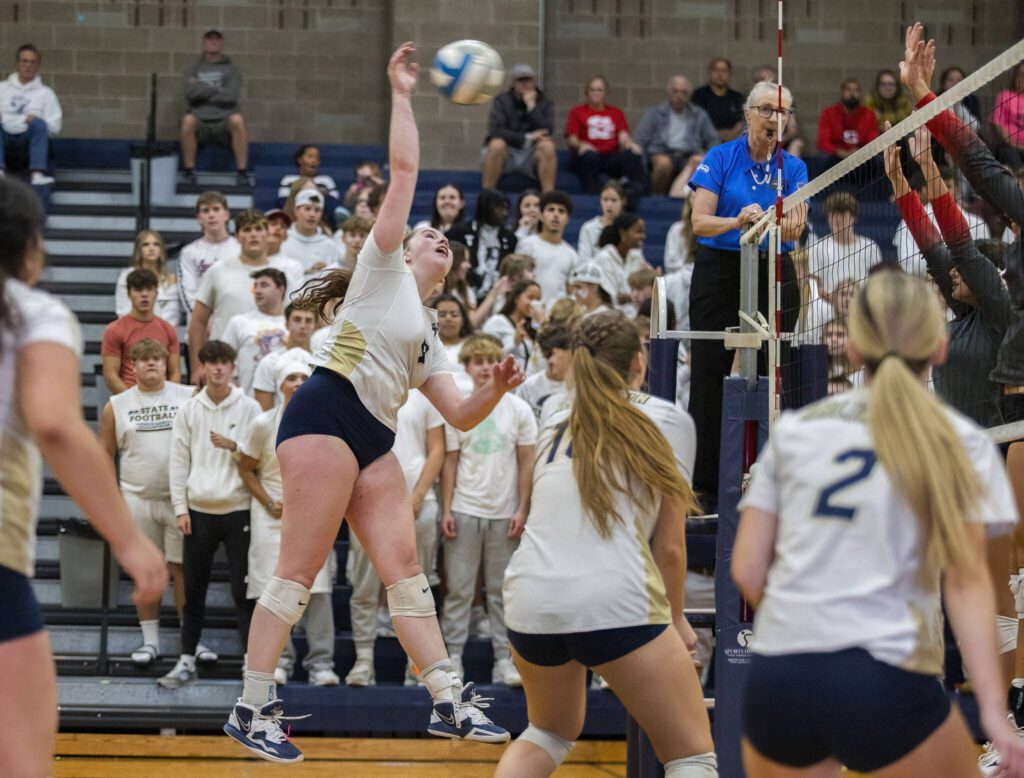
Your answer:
[0,43,61,186]
[115,230,181,326]
[277,144,340,209]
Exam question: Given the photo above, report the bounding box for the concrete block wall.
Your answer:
[0,0,1019,171]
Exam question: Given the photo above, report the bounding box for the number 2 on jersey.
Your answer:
[813,449,877,520]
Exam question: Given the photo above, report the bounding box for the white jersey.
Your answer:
[280,226,343,274]
[807,234,883,294]
[740,389,1017,675]
[576,216,604,261]
[311,231,451,431]
[504,391,697,633]
[220,311,287,395]
[114,268,181,326]
[177,235,240,317]
[110,382,195,500]
[0,281,81,576]
[517,234,577,304]
[393,390,445,500]
[252,346,312,401]
[515,371,564,420]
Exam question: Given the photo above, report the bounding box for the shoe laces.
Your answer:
[459,689,497,725]
[252,704,310,744]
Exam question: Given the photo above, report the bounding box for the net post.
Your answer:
[739,240,759,390]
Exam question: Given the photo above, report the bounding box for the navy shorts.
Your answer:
[0,564,45,643]
[743,648,951,772]
[507,624,667,668]
[277,367,396,470]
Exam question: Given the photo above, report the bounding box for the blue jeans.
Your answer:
[0,118,50,171]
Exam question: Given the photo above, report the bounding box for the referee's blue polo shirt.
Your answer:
[688,134,808,253]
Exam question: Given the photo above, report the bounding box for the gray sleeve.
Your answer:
[698,109,718,152]
[183,62,217,104]
[212,65,242,109]
[633,108,655,151]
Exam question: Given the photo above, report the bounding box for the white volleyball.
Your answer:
[430,40,506,105]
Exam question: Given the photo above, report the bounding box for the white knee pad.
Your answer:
[998,614,1019,655]
[257,577,310,626]
[386,573,436,618]
[518,724,574,767]
[663,752,718,777]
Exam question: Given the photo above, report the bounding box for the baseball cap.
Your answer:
[276,359,311,389]
[265,208,292,227]
[294,189,324,209]
[570,262,617,300]
[510,64,536,81]
[203,29,223,39]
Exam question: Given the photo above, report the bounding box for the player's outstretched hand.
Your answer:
[387,41,419,97]
[899,23,936,101]
[492,355,526,393]
[114,533,168,607]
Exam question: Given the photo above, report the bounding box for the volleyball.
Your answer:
[430,40,505,105]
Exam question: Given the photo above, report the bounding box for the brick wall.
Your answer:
[0,0,1019,170]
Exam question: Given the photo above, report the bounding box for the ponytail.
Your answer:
[569,311,699,537]
[849,270,982,575]
[292,268,352,322]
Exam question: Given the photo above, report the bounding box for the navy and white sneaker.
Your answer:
[427,682,511,743]
[224,698,308,764]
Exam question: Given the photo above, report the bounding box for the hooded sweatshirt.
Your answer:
[183,56,242,122]
[169,385,260,515]
[0,74,62,135]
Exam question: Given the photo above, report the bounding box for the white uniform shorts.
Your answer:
[123,493,183,564]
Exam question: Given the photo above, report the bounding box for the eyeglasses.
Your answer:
[752,104,793,119]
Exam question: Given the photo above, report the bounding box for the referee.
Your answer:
[688,80,808,511]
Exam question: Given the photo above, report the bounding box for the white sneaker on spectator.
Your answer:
[492,657,522,687]
[30,171,54,186]
[274,666,289,686]
[310,668,341,686]
[344,657,375,686]
[130,643,159,666]
[470,605,491,639]
[195,643,218,663]
[157,655,197,689]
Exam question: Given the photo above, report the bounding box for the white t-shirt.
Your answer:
[252,346,312,401]
[663,221,692,275]
[515,371,565,419]
[393,390,445,500]
[265,252,305,301]
[593,244,650,317]
[110,381,195,500]
[178,236,240,318]
[517,234,578,304]
[807,234,883,294]
[194,256,297,340]
[311,231,451,431]
[576,216,605,261]
[446,393,538,519]
[792,279,835,347]
[0,281,81,576]
[115,268,181,326]
[220,311,288,395]
[739,389,1017,675]
[503,391,697,634]
[281,226,343,274]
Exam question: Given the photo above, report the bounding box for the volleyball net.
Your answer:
[756,37,1024,442]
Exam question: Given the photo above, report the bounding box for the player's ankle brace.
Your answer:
[386,573,436,618]
[257,576,310,626]
[518,724,574,766]
[663,752,718,777]
[420,658,455,701]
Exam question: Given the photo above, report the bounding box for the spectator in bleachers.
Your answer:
[447,188,518,297]
[432,293,473,388]
[577,180,626,261]
[342,159,385,212]
[332,215,371,273]
[516,190,578,305]
[635,75,718,197]
[547,296,584,328]
[992,62,1024,171]
[514,189,540,242]
[413,184,466,234]
[692,58,746,143]
[515,323,572,419]
[187,209,301,381]
[220,268,288,396]
[351,188,374,222]
[937,66,981,123]
[664,197,697,274]
[99,339,196,668]
[115,230,180,326]
[442,242,476,311]
[102,269,181,394]
[593,213,651,316]
[468,253,536,330]
[239,359,339,687]
[864,69,912,133]
[570,261,617,317]
[179,30,250,186]
[277,145,340,203]
[790,248,833,346]
[281,178,334,234]
[280,189,344,275]
[162,340,260,689]
[366,182,389,222]
[628,266,658,312]
[178,191,239,320]
[807,191,884,294]
[441,335,537,686]
[564,76,645,196]
[483,279,546,375]
[822,315,862,390]
[815,78,880,166]
[253,302,317,410]
[264,208,299,270]
[481,64,557,193]
[0,44,60,185]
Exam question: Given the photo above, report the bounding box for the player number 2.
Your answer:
[813,449,877,520]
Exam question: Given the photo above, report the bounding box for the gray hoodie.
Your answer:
[183,55,242,122]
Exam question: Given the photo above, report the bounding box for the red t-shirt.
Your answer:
[817,103,880,155]
[565,104,630,154]
[101,314,178,387]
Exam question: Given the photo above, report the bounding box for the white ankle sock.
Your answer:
[140,619,160,649]
[242,669,276,706]
[664,752,718,777]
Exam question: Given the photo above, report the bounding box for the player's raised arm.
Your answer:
[375,42,420,254]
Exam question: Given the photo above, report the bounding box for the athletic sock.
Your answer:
[242,669,276,706]
[140,619,160,649]
[420,659,455,703]
[663,752,718,776]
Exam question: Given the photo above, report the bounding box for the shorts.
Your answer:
[194,116,232,147]
[277,367,396,470]
[743,648,951,772]
[507,624,667,668]
[124,493,183,564]
[481,140,537,178]
[0,564,45,643]
[651,150,697,177]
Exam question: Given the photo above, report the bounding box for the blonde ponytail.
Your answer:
[848,270,982,575]
[569,311,700,537]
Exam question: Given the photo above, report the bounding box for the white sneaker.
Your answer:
[448,653,465,681]
[470,605,491,639]
[1011,571,1024,617]
[344,657,375,686]
[310,668,341,686]
[30,171,54,186]
[195,643,218,663]
[979,714,1024,776]
[157,656,197,689]
[274,666,289,686]
[492,657,522,687]
[130,643,159,666]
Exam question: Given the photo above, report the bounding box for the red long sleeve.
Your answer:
[930,191,970,246]
[916,92,965,157]
[895,191,940,251]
